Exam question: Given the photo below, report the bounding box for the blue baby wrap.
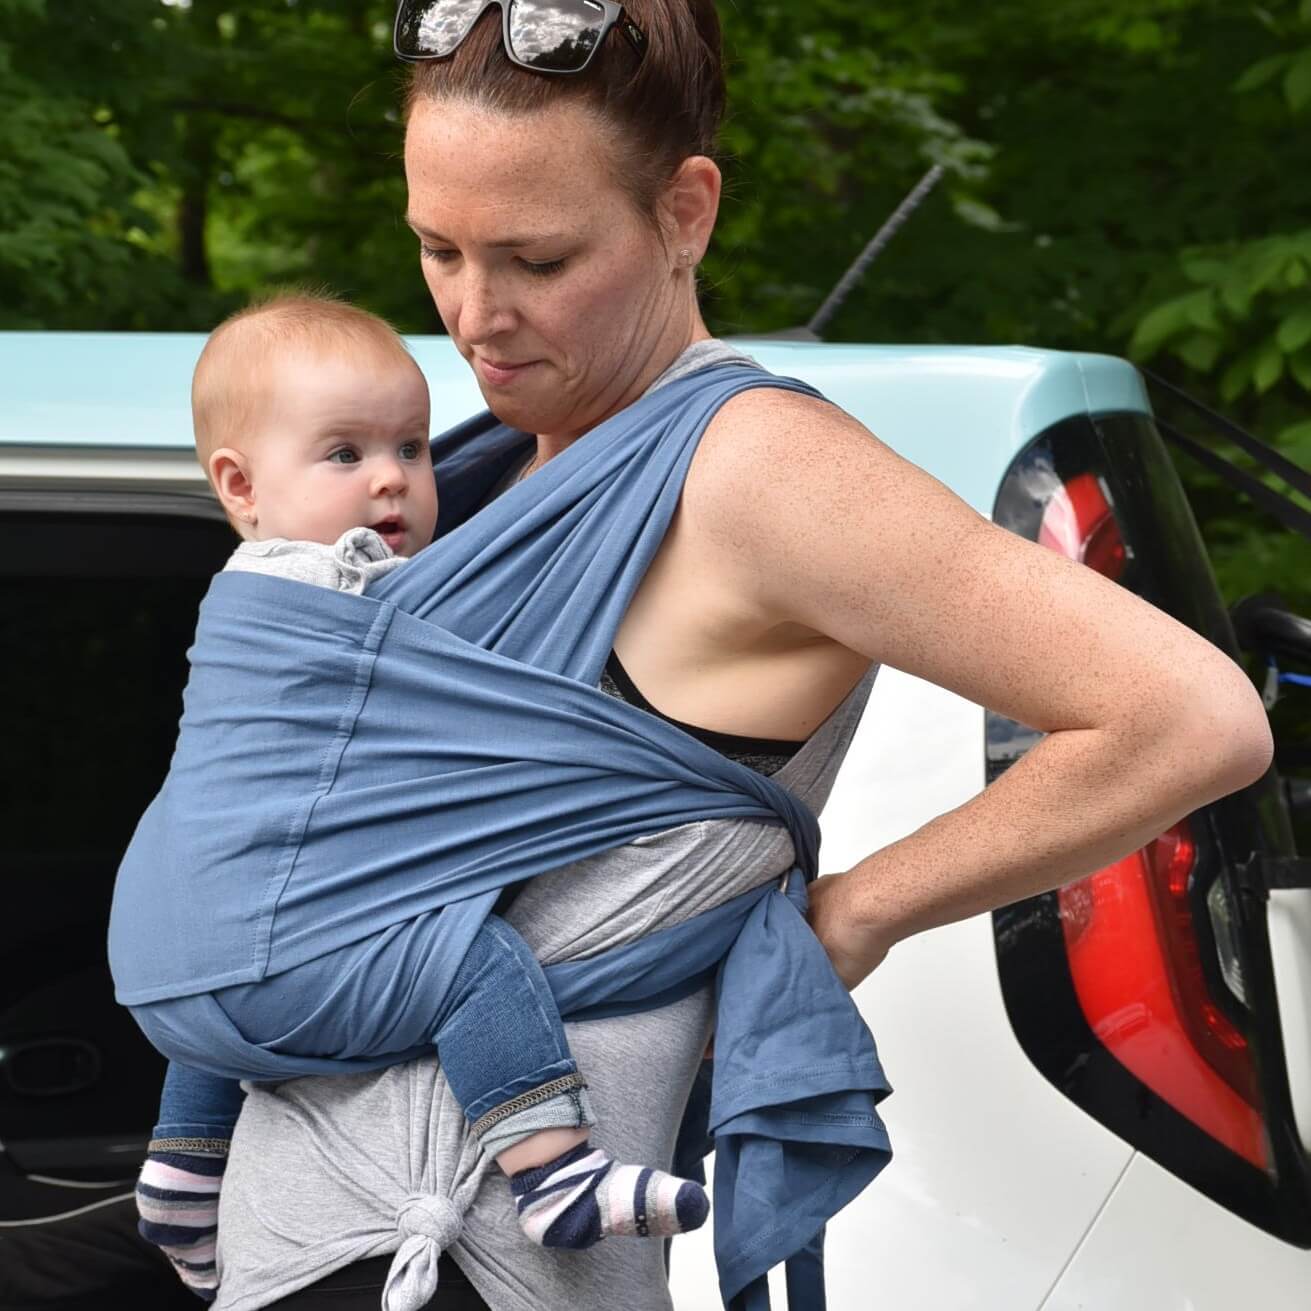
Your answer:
[108,364,891,1309]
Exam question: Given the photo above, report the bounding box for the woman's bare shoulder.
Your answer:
[698,383,880,468]
[684,381,951,567]
[684,377,1254,751]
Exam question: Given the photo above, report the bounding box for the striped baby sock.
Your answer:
[511,1142,709,1249]
[135,1145,228,1302]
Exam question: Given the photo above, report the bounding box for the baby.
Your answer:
[130,292,708,1300]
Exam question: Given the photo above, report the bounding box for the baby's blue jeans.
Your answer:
[146,913,591,1151]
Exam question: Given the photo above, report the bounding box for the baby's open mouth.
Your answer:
[370,517,406,549]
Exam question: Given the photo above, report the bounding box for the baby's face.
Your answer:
[244,348,437,556]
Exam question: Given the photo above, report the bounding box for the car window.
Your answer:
[0,510,232,1172]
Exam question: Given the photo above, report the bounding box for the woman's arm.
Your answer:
[687,388,1274,987]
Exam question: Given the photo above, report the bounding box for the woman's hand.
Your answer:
[806,872,895,991]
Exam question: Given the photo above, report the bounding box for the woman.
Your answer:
[210,3,1272,1308]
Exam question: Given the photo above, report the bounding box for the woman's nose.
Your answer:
[456,268,515,343]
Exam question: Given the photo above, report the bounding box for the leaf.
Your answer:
[1122,19,1164,53]
[951,196,1015,232]
[1248,241,1294,296]
[1277,304,1311,354]
[1131,293,1194,357]
[1185,289,1220,332]
[1172,332,1223,372]
[1220,273,1254,318]
[1276,419,1311,450]
[1291,347,1311,392]
[1286,50,1311,113]
[1181,256,1228,285]
[1234,52,1291,93]
[1221,353,1255,403]
[1253,340,1285,394]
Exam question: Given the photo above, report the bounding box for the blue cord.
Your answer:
[1263,658,1310,708]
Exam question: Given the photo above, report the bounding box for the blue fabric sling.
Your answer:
[109,363,892,1309]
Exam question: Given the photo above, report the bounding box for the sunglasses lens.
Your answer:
[507,0,606,72]
[396,0,484,59]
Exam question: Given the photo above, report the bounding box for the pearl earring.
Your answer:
[678,248,694,267]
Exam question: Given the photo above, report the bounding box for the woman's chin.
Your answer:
[481,391,558,437]
[482,396,531,432]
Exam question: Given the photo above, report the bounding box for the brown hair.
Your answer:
[404,0,726,225]
[192,288,417,472]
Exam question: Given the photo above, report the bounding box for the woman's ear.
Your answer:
[209,448,258,535]
[661,154,721,268]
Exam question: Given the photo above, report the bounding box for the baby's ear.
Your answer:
[209,448,258,535]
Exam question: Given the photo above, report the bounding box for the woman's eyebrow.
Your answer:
[404,216,568,249]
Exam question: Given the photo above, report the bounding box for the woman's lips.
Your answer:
[476,357,538,387]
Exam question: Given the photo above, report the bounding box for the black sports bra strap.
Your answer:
[602,652,804,775]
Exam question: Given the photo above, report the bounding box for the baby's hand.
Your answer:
[136,1145,227,1302]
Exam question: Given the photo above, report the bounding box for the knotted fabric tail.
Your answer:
[382,1194,463,1311]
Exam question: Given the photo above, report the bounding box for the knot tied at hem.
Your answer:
[398,1193,462,1247]
[382,1194,465,1311]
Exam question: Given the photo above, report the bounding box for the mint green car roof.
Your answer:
[0,333,1150,513]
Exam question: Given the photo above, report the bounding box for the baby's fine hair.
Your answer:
[192,288,415,467]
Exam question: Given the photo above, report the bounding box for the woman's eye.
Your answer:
[327,448,359,465]
[420,244,457,264]
[521,257,567,278]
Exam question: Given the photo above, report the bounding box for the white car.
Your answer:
[2,332,1308,1309]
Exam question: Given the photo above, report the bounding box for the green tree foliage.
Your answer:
[705,1,995,333]
[1124,0,1311,615]
[0,0,422,330]
[0,0,174,326]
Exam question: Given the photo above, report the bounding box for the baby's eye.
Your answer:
[327,448,359,465]
[398,441,424,461]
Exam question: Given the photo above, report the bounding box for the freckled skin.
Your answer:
[404,99,1274,985]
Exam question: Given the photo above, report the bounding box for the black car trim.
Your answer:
[989,410,1311,1247]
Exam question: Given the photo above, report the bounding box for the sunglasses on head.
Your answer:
[394,0,647,74]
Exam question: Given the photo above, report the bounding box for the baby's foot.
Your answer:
[136,1147,227,1301]
[511,1142,708,1249]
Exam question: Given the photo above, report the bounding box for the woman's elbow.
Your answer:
[1204,692,1274,798]
[1158,650,1274,801]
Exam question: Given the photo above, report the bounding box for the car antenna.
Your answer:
[760,163,945,342]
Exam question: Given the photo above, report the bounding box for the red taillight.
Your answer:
[990,423,1308,1238]
[1037,472,1128,581]
[1035,469,1265,1167]
[1059,824,1267,1169]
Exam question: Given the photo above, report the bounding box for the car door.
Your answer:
[0,484,231,1215]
